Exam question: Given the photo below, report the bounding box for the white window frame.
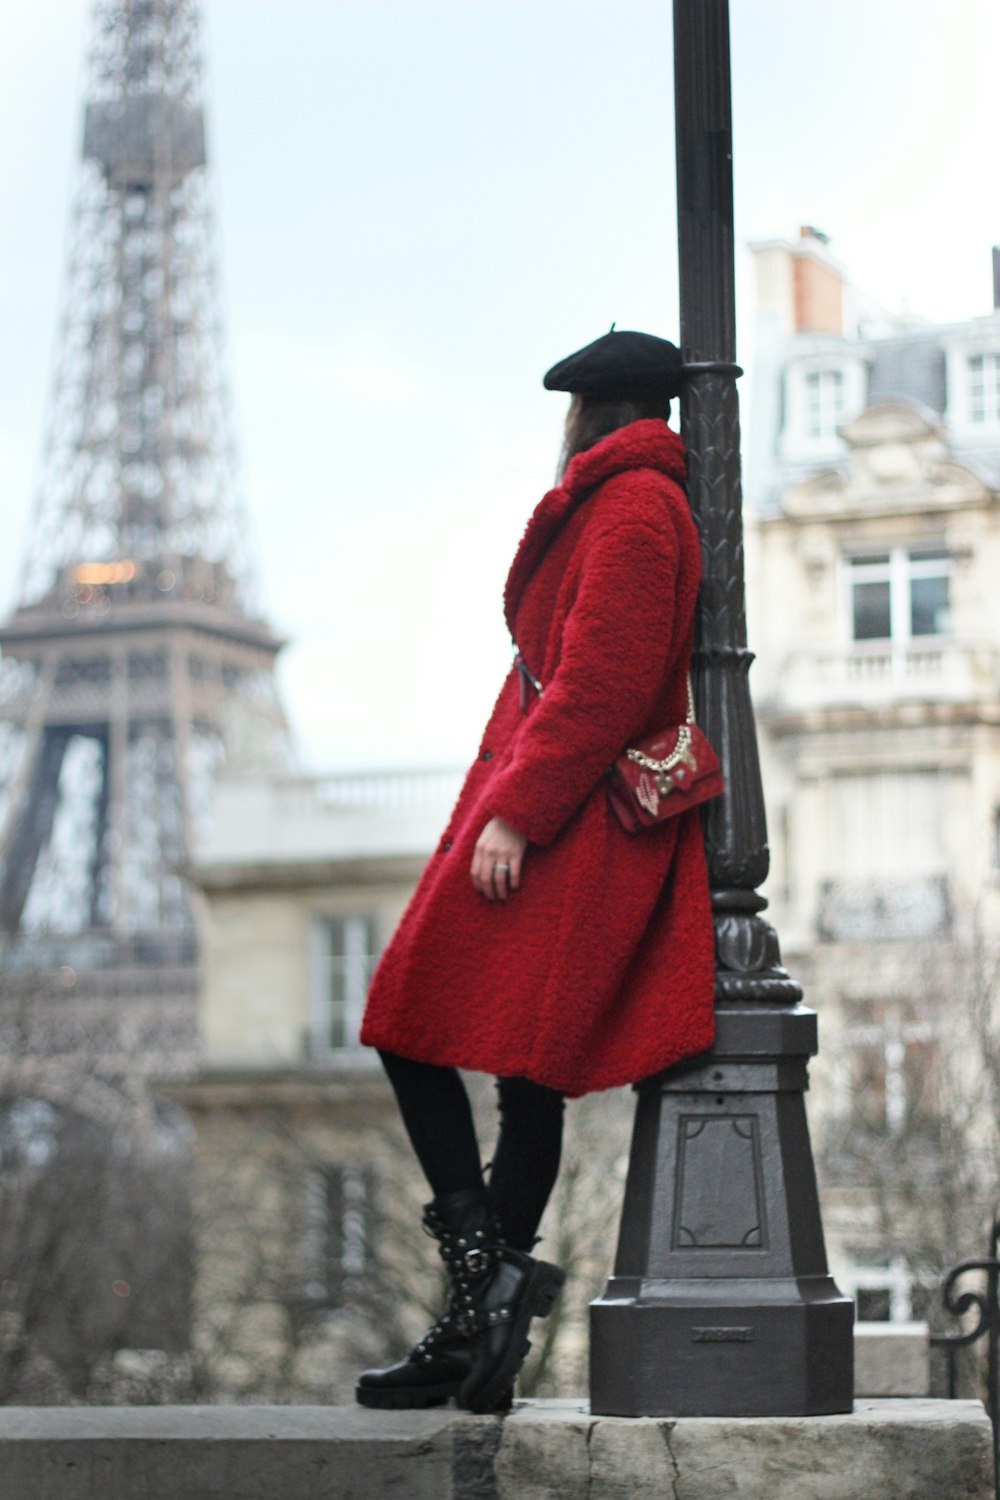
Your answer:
[780,352,867,461]
[968,351,1000,425]
[944,335,1000,441]
[309,913,380,1054]
[843,544,951,646]
[835,998,940,1133]
[847,1257,913,1323]
[803,367,845,440]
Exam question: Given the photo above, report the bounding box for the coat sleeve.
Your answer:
[486,514,681,846]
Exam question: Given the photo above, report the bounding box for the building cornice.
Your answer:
[189,853,428,893]
[157,1063,393,1110]
[758,698,1000,739]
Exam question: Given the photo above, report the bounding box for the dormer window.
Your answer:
[848,547,951,643]
[780,354,866,460]
[968,353,1000,425]
[944,339,1000,438]
[804,368,845,439]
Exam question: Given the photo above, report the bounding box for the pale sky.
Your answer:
[0,0,996,771]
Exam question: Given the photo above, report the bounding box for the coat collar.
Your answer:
[503,419,687,632]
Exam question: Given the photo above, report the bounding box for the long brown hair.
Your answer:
[557,392,674,479]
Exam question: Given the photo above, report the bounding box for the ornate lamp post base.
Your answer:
[590,1006,854,1416]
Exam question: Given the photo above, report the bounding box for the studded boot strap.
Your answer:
[417,1204,512,1346]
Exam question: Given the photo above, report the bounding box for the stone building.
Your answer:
[746,228,1000,1320]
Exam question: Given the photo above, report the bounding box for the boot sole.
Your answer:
[356,1380,459,1409]
[461,1260,566,1414]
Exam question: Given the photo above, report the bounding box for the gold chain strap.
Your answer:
[623,675,697,774]
[514,645,698,775]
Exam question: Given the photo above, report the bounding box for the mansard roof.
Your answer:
[866,333,946,415]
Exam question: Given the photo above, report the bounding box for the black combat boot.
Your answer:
[355,1187,500,1410]
[355,1186,565,1413]
[454,1232,566,1415]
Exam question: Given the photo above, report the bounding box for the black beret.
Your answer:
[543,328,685,398]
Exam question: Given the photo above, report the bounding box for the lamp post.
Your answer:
[589,0,855,1417]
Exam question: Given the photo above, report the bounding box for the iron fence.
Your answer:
[932,1215,1000,1500]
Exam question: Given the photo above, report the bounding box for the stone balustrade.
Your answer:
[769,639,1000,713]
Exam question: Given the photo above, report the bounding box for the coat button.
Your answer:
[442,838,453,851]
[481,749,493,762]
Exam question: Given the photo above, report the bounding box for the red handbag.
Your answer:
[606,676,724,833]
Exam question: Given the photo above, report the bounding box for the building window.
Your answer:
[780,357,866,460]
[827,771,947,882]
[304,1164,377,1306]
[850,553,891,640]
[848,546,950,643]
[818,771,950,942]
[311,915,380,1051]
[856,1286,891,1322]
[850,1257,913,1323]
[804,367,845,439]
[968,353,1000,425]
[841,1004,940,1131]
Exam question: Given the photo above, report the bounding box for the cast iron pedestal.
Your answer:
[590,1007,852,1415]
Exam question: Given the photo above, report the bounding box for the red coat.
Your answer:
[360,418,715,1097]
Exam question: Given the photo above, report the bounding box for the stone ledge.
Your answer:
[854,1321,931,1397]
[0,1398,990,1500]
[501,1398,993,1499]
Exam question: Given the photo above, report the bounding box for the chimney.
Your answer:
[749,229,849,340]
[792,226,844,335]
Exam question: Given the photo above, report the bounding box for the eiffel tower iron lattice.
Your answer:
[0,0,288,1006]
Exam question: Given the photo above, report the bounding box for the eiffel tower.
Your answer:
[0,0,287,1089]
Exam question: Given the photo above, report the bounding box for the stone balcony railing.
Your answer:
[306,766,465,815]
[197,766,465,869]
[815,874,951,942]
[765,638,1000,715]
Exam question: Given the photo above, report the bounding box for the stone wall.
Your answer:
[0,1399,991,1500]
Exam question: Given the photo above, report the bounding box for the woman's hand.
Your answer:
[471,816,528,902]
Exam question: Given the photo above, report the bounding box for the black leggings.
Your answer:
[378,1050,565,1251]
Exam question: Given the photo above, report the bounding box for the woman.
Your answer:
[356,328,715,1414]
